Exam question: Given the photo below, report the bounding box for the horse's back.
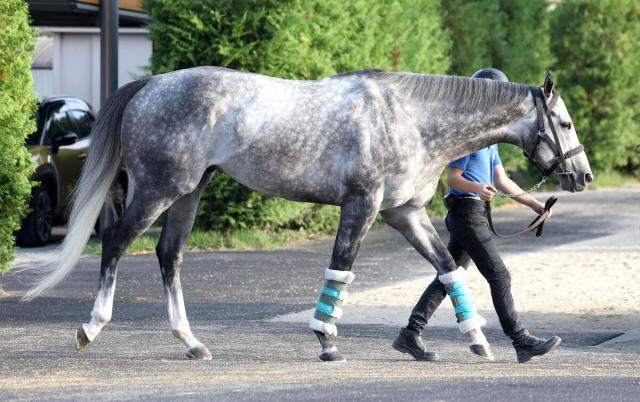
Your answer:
[120,66,427,206]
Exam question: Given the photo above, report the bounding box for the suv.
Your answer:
[16,96,127,247]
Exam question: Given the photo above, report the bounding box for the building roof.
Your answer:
[28,0,149,27]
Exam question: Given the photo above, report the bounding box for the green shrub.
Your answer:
[443,0,553,173]
[444,0,504,77]
[145,0,451,231]
[0,0,37,273]
[550,0,640,175]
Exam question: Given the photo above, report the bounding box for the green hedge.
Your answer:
[145,0,451,231]
[550,0,640,174]
[444,0,553,173]
[0,0,37,272]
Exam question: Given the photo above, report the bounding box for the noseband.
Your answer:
[523,87,585,188]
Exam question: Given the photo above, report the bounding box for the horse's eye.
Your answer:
[560,121,572,130]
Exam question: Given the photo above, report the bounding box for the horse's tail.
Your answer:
[22,79,148,301]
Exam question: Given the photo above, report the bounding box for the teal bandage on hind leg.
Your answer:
[439,267,486,335]
[309,269,354,336]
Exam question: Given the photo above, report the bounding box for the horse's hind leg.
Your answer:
[155,172,213,360]
[381,205,493,360]
[76,193,175,350]
[310,192,381,362]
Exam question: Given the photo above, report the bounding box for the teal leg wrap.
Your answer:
[439,267,486,334]
[309,269,353,336]
[446,281,479,322]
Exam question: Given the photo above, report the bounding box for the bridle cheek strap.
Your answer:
[525,87,585,179]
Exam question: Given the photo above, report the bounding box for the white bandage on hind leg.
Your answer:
[439,267,487,339]
[309,268,354,336]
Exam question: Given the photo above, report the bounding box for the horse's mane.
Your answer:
[338,70,532,113]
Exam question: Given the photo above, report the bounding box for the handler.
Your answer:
[392,68,562,363]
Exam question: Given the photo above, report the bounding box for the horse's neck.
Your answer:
[398,80,534,163]
[434,101,532,163]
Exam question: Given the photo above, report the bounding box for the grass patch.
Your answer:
[590,171,640,189]
[83,228,327,256]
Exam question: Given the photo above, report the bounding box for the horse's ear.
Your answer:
[543,71,554,96]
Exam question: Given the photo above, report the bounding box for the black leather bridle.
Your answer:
[523,85,585,188]
[486,79,586,238]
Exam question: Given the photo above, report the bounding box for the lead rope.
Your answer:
[494,174,551,199]
[486,175,556,238]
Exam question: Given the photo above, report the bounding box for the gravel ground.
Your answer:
[1,187,639,401]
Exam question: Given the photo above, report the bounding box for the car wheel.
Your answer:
[96,177,127,237]
[16,185,54,247]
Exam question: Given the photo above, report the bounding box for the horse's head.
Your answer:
[522,73,593,192]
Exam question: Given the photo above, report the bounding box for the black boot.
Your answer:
[512,330,562,363]
[392,328,439,361]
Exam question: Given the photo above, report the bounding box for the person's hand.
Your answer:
[478,184,496,201]
[532,200,552,218]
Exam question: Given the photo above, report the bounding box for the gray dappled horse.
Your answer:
[24,67,592,362]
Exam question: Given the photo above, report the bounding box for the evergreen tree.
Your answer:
[0,0,37,272]
[444,0,553,173]
[550,0,640,174]
[144,0,451,231]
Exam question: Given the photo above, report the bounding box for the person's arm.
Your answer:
[448,167,497,201]
[493,164,550,216]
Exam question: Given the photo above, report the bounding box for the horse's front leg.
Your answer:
[382,205,493,360]
[310,192,381,362]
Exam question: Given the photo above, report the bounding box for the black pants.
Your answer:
[406,197,525,339]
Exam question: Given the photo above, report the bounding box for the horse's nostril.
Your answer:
[584,172,593,184]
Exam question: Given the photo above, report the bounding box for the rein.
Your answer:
[485,77,585,238]
[486,196,557,238]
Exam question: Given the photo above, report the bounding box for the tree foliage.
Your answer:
[145,0,451,231]
[143,0,640,235]
[444,0,554,173]
[0,0,37,272]
[550,0,640,174]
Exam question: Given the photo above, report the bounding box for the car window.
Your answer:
[68,109,94,138]
[25,110,42,145]
[44,109,73,145]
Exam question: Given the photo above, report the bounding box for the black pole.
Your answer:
[98,0,119,236]
[100,0,118,106]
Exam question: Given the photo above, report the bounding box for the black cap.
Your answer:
[471,67,509,82]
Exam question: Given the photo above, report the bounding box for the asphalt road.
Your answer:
[1,187,639,401]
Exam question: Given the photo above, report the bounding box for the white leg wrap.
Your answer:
[324,268,355,284]
[439,267,487,335]
[309,317,337,336]
[458,315,487,334]
[438,266,466,284]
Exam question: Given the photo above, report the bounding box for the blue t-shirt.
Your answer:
[447,145,502,197]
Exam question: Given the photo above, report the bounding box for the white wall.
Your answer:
[33,27,152,110]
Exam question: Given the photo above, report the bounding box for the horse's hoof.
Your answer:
[76,326,91,351]
[186,345,212,360]
[470,344,494,361]
[319,349,346,362]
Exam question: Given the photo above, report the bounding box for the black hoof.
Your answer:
[319,349,346,362]
[470,344,494,361]
[186,345,212,360]
[314,330,345,362]
[76,326,91,351]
